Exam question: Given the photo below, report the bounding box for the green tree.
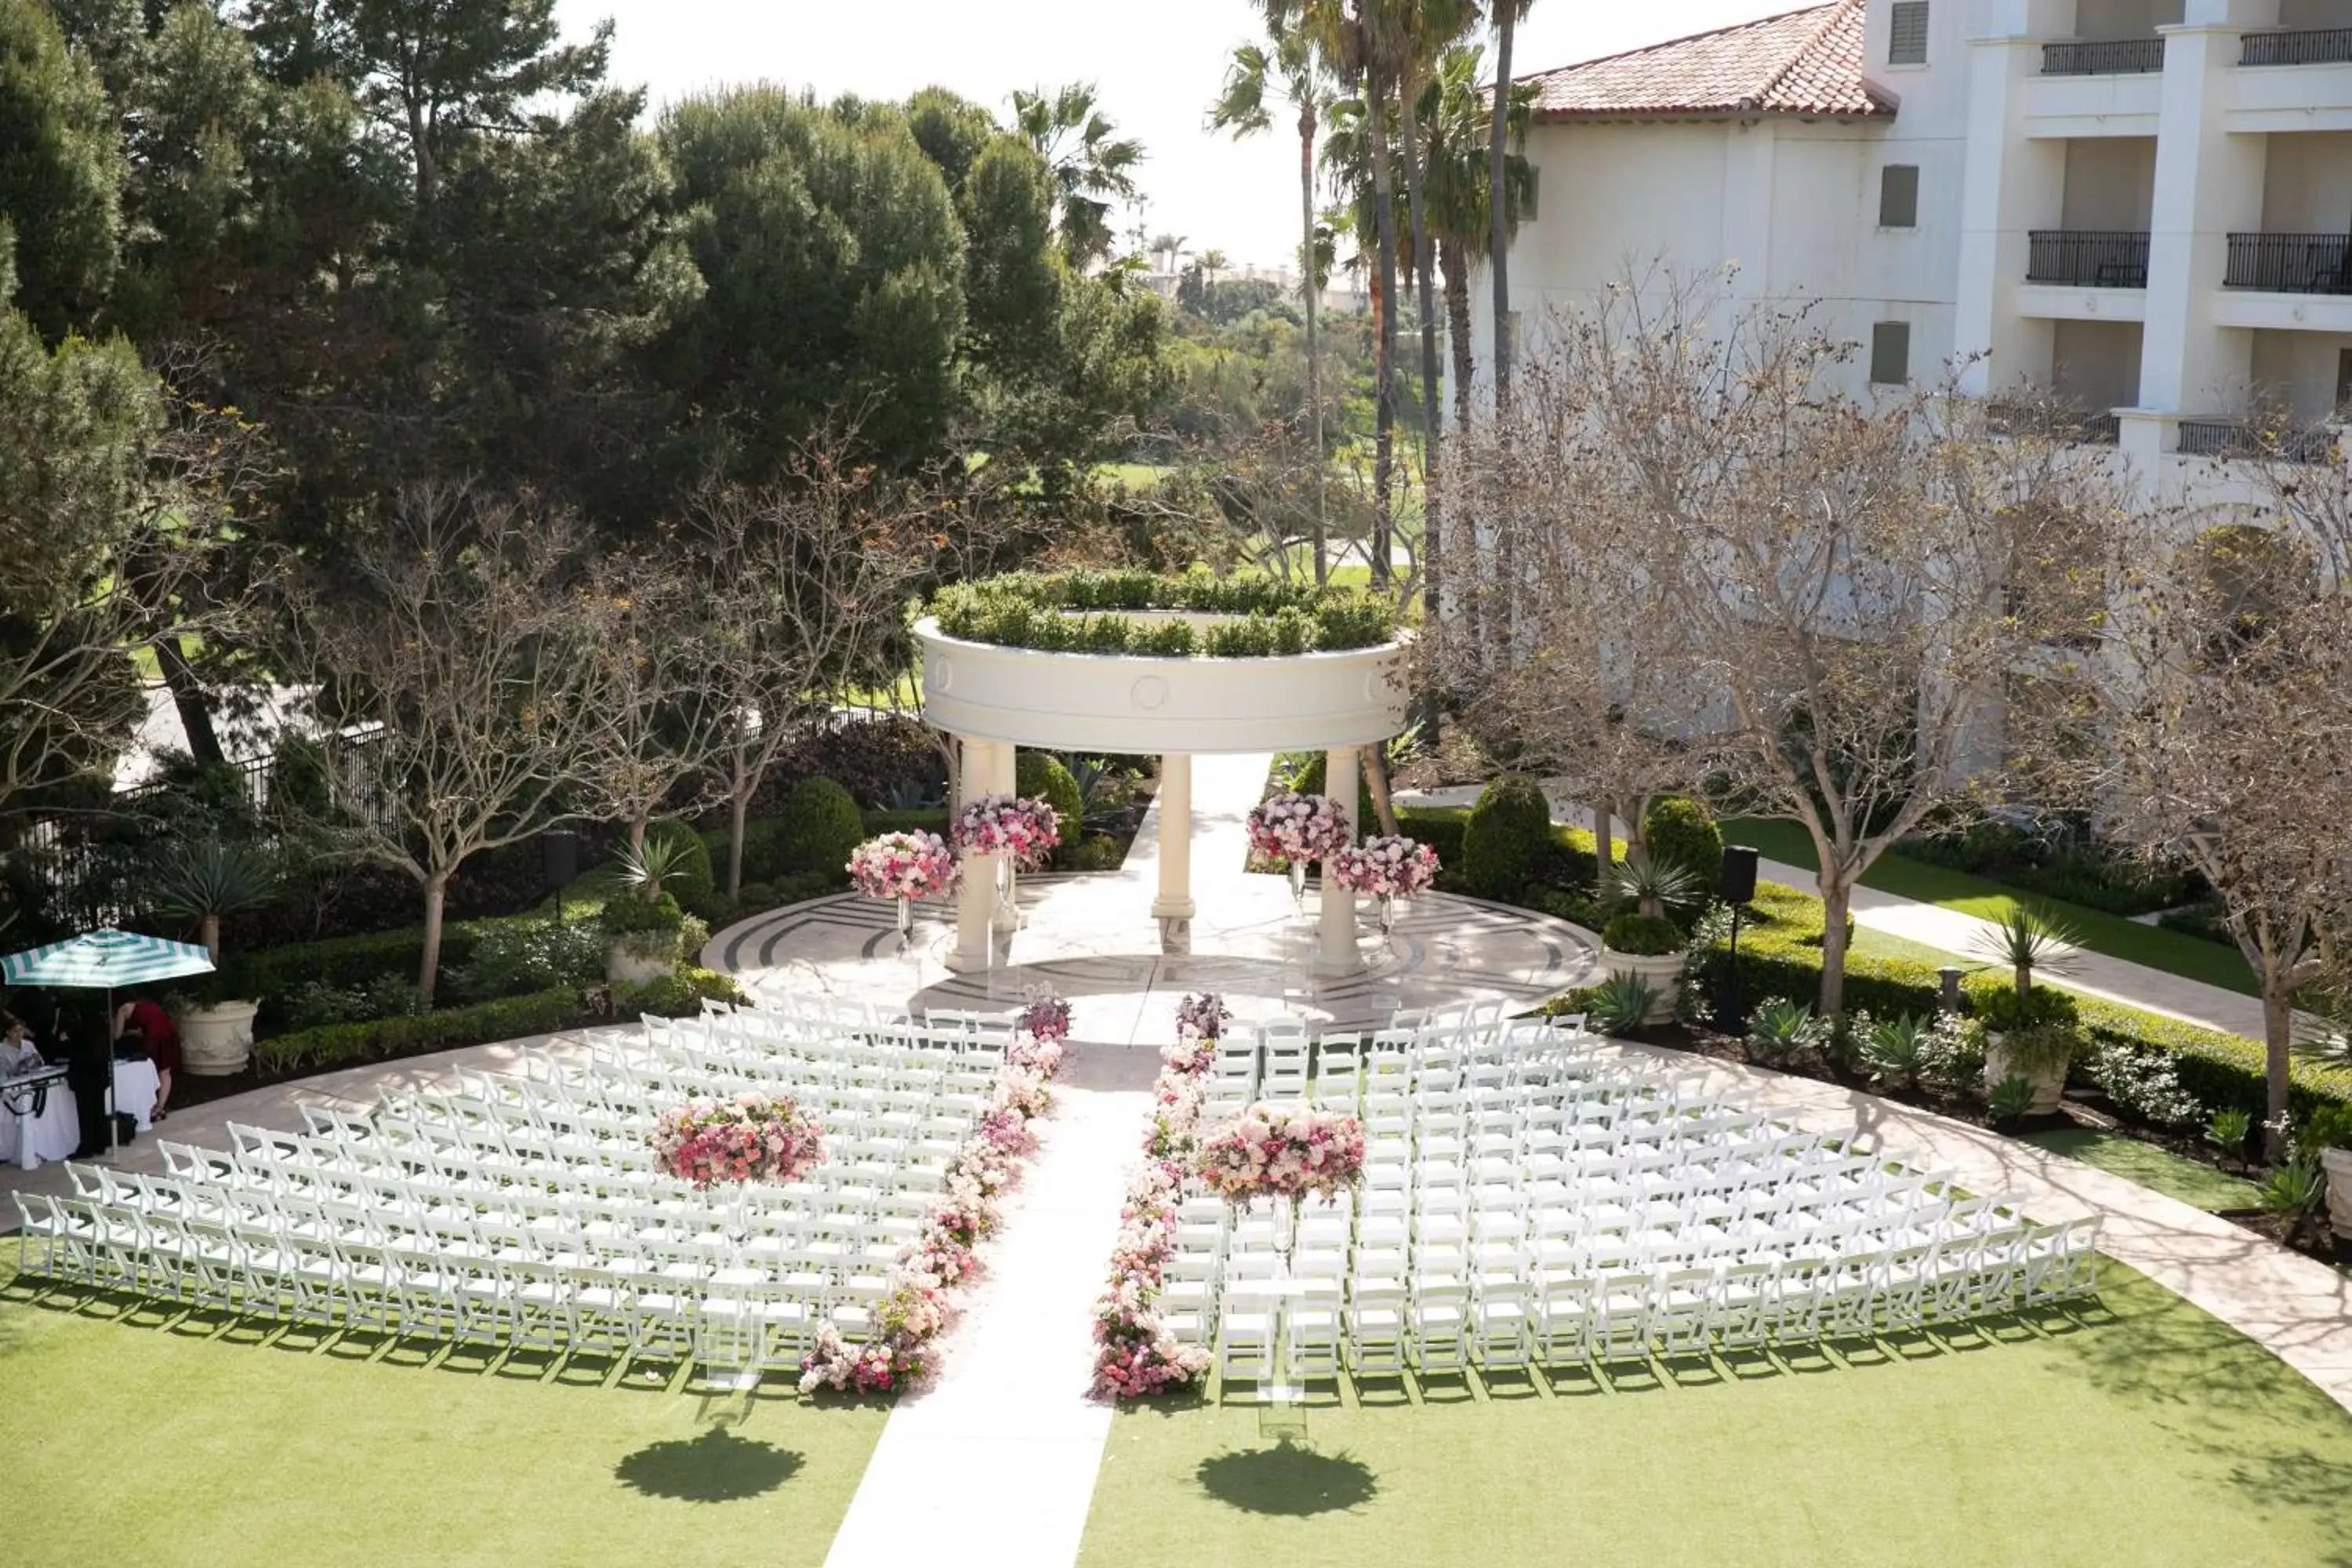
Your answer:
[1419,44,1533,433]
[1212,24,1333,581]
[252,0,612,206]
[1011,82,1143,267]
[0,0,125,340]
[1489,0,1534,412]
[659,88,966,480]
[905,85,998,192]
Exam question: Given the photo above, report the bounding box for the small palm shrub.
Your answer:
[1971,903,2083,997]
[1608,855,1704,922]
[2205,1106,2252,1156]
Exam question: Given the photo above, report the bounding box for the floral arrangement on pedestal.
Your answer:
[1195,1104,1367,1206]
[798,1022,1065,1396]
[1247,791,1353,909]
[648,1094,826,1189]
[1090,993,1224,1399]
[1330,834,1440,932]
[847,830,959,939]
[1011,992,1073,1077]
[951,793,1062,868]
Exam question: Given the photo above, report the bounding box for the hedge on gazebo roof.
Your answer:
[926,568,1397,658]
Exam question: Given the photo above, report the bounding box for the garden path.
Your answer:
[1394,782,2270,1040]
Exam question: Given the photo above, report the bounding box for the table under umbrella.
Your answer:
[2,929,216,1155]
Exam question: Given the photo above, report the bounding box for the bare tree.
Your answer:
[690,441,950,898]
[1456,278,2122,1017]
[282,488,605,1004]
[2054,471,2352,1145]
[569,545,733,857]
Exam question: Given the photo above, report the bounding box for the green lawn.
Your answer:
[1724,819,2257,996]
[1079,1268,2352,1568]
[2016,1128,2262,1213]
[0,1268,888,1568]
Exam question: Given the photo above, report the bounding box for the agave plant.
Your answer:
[1860,1012,1931,1092]
[1986,1074,2038,1126]
[618,829,697,903]
[1970,903,2082,998]
[147,837,282,964]
[1745,996,1826,1066]
[1585,972,1659,1036]
[1609,853,1704,920]
[2258,1157,2323,1221]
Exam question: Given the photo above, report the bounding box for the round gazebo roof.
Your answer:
[914,616,1412,754]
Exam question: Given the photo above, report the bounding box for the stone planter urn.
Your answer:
[176,999,260,1077]
[605,933,679,986]
[1982,1034,2067,1116]
[2321,1147,2352,1241]
[1599,948,1686,1025]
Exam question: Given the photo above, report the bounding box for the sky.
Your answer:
[560,0,1802,270]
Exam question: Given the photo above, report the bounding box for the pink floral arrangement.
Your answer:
[1009,993,1073,1076]
[952,792,1062,867]
[1330,834,1439,898]
[1195,1104,1367,1204]
[846,830,958,902]
[800,1022,1067,1397]
[648,1093,825,1189]
[1245,790,1352,868]
[1174,991,1232,1042]
[1091,1017,1220,1399]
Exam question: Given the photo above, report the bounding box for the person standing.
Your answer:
[116,995,180,1122]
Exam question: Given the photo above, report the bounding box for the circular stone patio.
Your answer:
[704,872,1602,1045]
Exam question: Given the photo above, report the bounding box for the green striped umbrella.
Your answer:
[2,927,216,989]
[2,928,215,1153]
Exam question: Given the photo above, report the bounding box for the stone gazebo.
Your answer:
[914,601,1411,978]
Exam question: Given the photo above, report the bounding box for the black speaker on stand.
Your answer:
[1714,847,1760,1035]
[542,827,580,924]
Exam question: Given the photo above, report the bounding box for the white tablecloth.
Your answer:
[1,1075,79,1169]
[111,1058,161,1130]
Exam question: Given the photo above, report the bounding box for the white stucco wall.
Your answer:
[2259,132,2352,231]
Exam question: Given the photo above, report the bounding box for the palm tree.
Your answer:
[1012,82,1145,267]
[1148,230,1188,272]
[1268,0,1396,589]
[1490,0,1534,412]
[1211,27,1334,583]
[1198,248,1229,288]
[1421,45,1534,434]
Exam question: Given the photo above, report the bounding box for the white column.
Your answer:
[2138,7,2272,418]
[1953,14,2064,397]
[944,737,1007,974]
[1151,753,1194,921]
[1315,745,1362,975]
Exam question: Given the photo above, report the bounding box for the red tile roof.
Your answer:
[1520,0,1892,122]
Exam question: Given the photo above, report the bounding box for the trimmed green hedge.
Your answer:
[863,807,951,837]
[777,777,866,878]
[221,924,492,1027]
[929,568,1396,656]
[1461,776,1555,900]
[252,968,746,1077]
[1686,881,2352,1123]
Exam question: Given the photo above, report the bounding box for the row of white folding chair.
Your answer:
[364,1102,956,1177]
[637,1035,996,1095]
[401,1079,975,1149]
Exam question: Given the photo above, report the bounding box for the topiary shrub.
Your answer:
[1601,912,1684,956]
[1460,775,1553,900]
[777,777,866,878]
[1289,752,1377,829]
[1642,797,1724,895]
[1015,751,1083,866]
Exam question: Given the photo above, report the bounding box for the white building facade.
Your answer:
[1476,0,2352,490]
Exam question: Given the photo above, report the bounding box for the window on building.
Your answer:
[1870,321,1911,385]
[1889,2,1929,65]
[2337,348,2351,412]
[1523,167,1539,222]
[1879,165,1920,228]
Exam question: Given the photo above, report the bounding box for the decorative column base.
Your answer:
[1316,745,1362,975]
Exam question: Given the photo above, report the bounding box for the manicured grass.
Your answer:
[0,1268,888,1568]
[2016,1128,2263,1213]
[1724,819,2258,996]
[1093,460,1173,490]
[1079,1268,2352,1567]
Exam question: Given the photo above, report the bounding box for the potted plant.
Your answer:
[147,837,281,1076]
[1980,1020,2084,1116]
[2298,1106,2352,1241]
[1599,911,1686,1025]
[602,836,701,984]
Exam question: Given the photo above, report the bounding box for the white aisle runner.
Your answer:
[820,1058,1150,1568]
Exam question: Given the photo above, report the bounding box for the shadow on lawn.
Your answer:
[1196,1443,1378,1516]
[615,1428,804,1503]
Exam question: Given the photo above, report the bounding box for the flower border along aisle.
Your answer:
[797,1002,1069,1395]
[1091,993,1232,1399]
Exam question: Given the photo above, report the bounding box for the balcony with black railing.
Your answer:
[2224,233,2352,295]
[2178,419,2339,464]
[2041,38,2166,74]
[2027,231,2151,288]
[1984,398,2123,445]
[2240,27,2352,67]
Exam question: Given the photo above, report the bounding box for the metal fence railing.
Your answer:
[2026,230,2151,288]
[2240,27,2352,66]
[2041,38,2165,74]
[2223,232,2352,295]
